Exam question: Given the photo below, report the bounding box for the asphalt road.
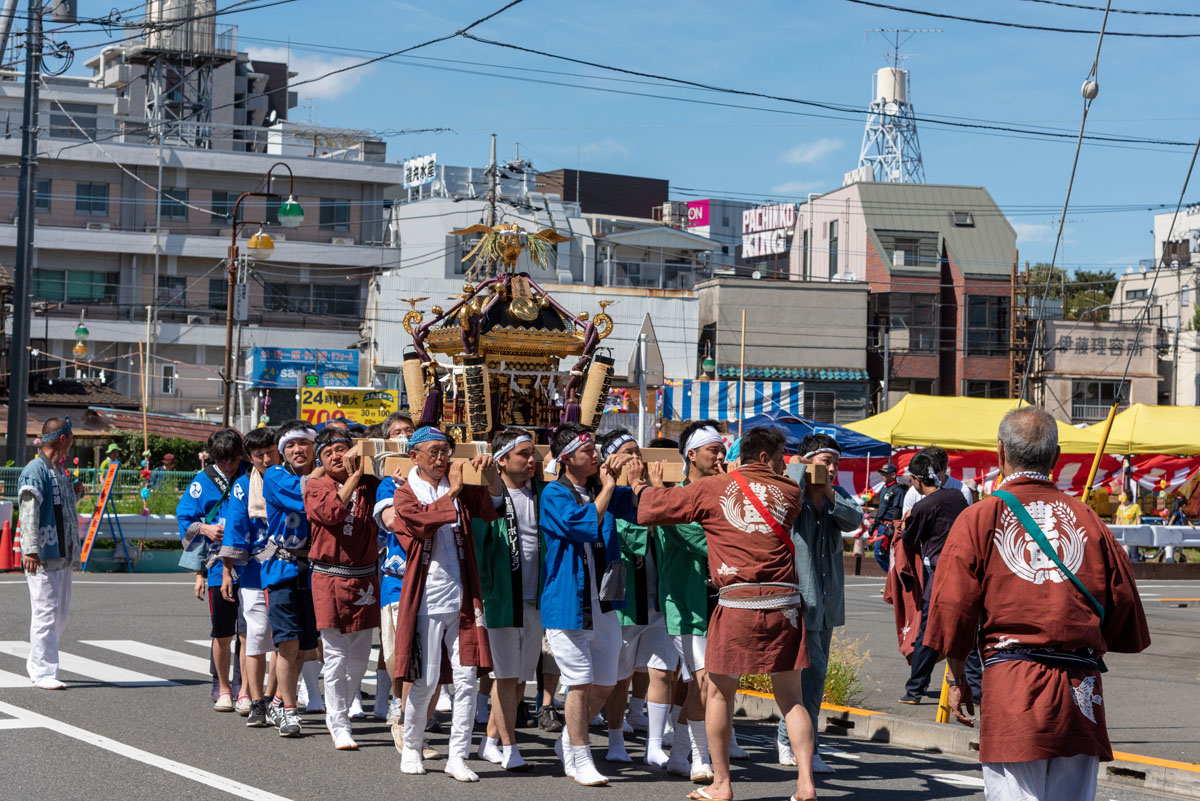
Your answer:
[0,574,1191,801]
[839,577,1200,763]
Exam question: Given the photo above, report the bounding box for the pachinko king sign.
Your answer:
[742,202,797,259]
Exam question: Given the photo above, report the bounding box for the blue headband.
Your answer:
[316,433,353,458]
[410,426,448,447]
[42,417,72,444]
[602,433,635,460]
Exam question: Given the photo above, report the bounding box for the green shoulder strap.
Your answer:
[993,489,1105,624]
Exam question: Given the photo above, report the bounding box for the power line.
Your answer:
[843,0,1200,37]
[1018,0,1200,18]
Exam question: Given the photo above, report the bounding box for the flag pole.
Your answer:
[737,308,746,437]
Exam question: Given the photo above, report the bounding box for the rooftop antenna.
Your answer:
[855,28,940,184]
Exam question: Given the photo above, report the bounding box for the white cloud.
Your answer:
[247,47,374,102]
[577,137,630,160]
[1012,222,1052,242]
[770,180,823,195]
[780,138,843,166]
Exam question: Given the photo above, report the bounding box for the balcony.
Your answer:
[1071,402,1126,423]
[599,259,711,291]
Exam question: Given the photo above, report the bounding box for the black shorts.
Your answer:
[265,575,319,650]
[207,587,242,639]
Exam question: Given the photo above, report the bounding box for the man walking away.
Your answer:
[19,418,83,690]
[927,408,1150,801]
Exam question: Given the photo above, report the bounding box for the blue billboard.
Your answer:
[244,347,359,389]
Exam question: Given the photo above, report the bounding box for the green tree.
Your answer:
[1024,264,1117,321]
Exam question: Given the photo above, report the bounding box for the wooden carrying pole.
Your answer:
[737,308,747,436]
[1080,401,1120,504]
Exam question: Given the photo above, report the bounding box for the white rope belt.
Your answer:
[717,582,804,611]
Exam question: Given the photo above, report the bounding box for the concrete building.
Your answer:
[787,181,1017,409]
[1036,320,1162,425]
[656,198,757,272]
[0,30,402,425]
[536,169,668,219]
[694,277,870,423]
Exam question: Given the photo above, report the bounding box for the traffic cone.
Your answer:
[11,521,21,571]
[0,521,12,571]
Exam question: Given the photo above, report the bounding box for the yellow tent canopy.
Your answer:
[1086,403,1200,455]
[845,394,1102,454]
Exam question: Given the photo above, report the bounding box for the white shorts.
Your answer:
[488,602,543,681]
[618,610,678,679]
[672,634,707,682]
[380,601,400,678]
[238,587,273,656]
[546,609,622,688]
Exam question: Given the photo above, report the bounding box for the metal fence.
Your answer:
[0,468,195,504]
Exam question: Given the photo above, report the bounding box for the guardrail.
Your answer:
[1109,524,1200,561]
[0,468,195,505]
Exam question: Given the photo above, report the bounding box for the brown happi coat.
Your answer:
[637,462,807,676]
[882,536,924,661]
[303,474,382,633]
[924,476,1150,763]
[390,480,497,683]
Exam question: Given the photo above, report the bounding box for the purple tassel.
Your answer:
[562,400,581,425]
[419,385,442,428]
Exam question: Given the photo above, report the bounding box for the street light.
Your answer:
[223,162,303,426]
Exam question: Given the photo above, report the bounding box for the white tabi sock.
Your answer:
[372,671,389,720]
[571,744,609,786]
[555,728,575,777]
[605,728,631,763]
[478,735,502,764]
[663,704,681,747]
[301,662,323,711]
[665,723,692,777]
[629,696,646,717]
[688,719,710,765]
[500,743,528,771]
[644,701,670,767]
[729,725,748,759]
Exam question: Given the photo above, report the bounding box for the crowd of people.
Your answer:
[14,406,1152,801]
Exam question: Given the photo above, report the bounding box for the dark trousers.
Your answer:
[905,567,982,702]
[873,530,891,574]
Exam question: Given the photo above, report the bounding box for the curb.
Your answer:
[734,691,1200,799]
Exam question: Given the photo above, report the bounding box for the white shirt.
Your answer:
[509,484,541,602]
[902,475,973,515]
[407,467,463,616]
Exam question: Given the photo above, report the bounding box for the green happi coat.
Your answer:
[471,481,543,630]
[614,516,709,636]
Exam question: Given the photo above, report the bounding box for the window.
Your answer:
[1126,288,1147,301]
[892,237,919,268]
[1071,380,1127,423]
[161,364,177,395]
[156,275,187,308]
[32,269,117,303]
[208,278,227,311]
[48,102,97,140]
[805,390,836,423]
[35,180,50,212]
[160,188,189,221]
[75,183,108,216]
[966,296,1010,356]
[210,191,237,224]
[963,380,1009,398]
[950,210,974,227]
[828,219,838,278]
[879,292,938,352]
[319,198,350,232]
[801,229,810,278]
[264,283,359,317]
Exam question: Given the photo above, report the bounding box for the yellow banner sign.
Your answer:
[300,388,399,426]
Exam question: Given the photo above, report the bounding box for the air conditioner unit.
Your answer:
[186,315,209,325]
[86,222,110,231]
[331,237,355,246]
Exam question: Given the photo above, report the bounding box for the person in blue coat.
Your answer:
[539,422,642,787]
[176,428,246,712]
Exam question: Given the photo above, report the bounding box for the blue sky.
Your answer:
[74,0,1200,273]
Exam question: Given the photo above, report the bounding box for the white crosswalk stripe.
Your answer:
[0,641,177,687]
[82,640,212,676]
[185,639,381,687]
[0,669,32,688]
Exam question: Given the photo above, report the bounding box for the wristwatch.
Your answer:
[945,677,960,687]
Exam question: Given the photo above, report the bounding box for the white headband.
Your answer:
[545,433,592,476]
[277,428,316,455]
[494,435,533,462]
[803,447,841,460]
[683,426,724,475]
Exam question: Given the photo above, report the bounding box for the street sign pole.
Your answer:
[637,333,647,448]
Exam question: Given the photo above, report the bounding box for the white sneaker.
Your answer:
[349,694,365,720]
[391,720,404,754]
[777,737,797,767]
[812,752,835,774]
[400,747,426,775]
[435,686,453,713]
[445,757,479,782]
[665,748,691,777]
[32,677,66,691]
[690,762,715,783]
[386,698,404,725]
[479,736,503,764]
[330,728,358,751]
[423,746,441,760]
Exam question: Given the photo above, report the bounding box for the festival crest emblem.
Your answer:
[994,500,1087,585]
[720,480,788,537]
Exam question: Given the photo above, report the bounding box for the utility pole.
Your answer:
[6,0,43,465]
[485,133,497,229]
[881,330,890,411]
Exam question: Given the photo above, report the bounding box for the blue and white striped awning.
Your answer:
[662,380,803,422]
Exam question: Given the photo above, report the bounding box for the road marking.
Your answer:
[82,641,211,676]
[0,699,294,801]
[0,642,177,687]
[930,773,986,788]
[183,640,381,687]
[0,718,39,729]
[819,745,862,760]
[185,640,210,649]
[0,669,32,688]
[0,580,193,586]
